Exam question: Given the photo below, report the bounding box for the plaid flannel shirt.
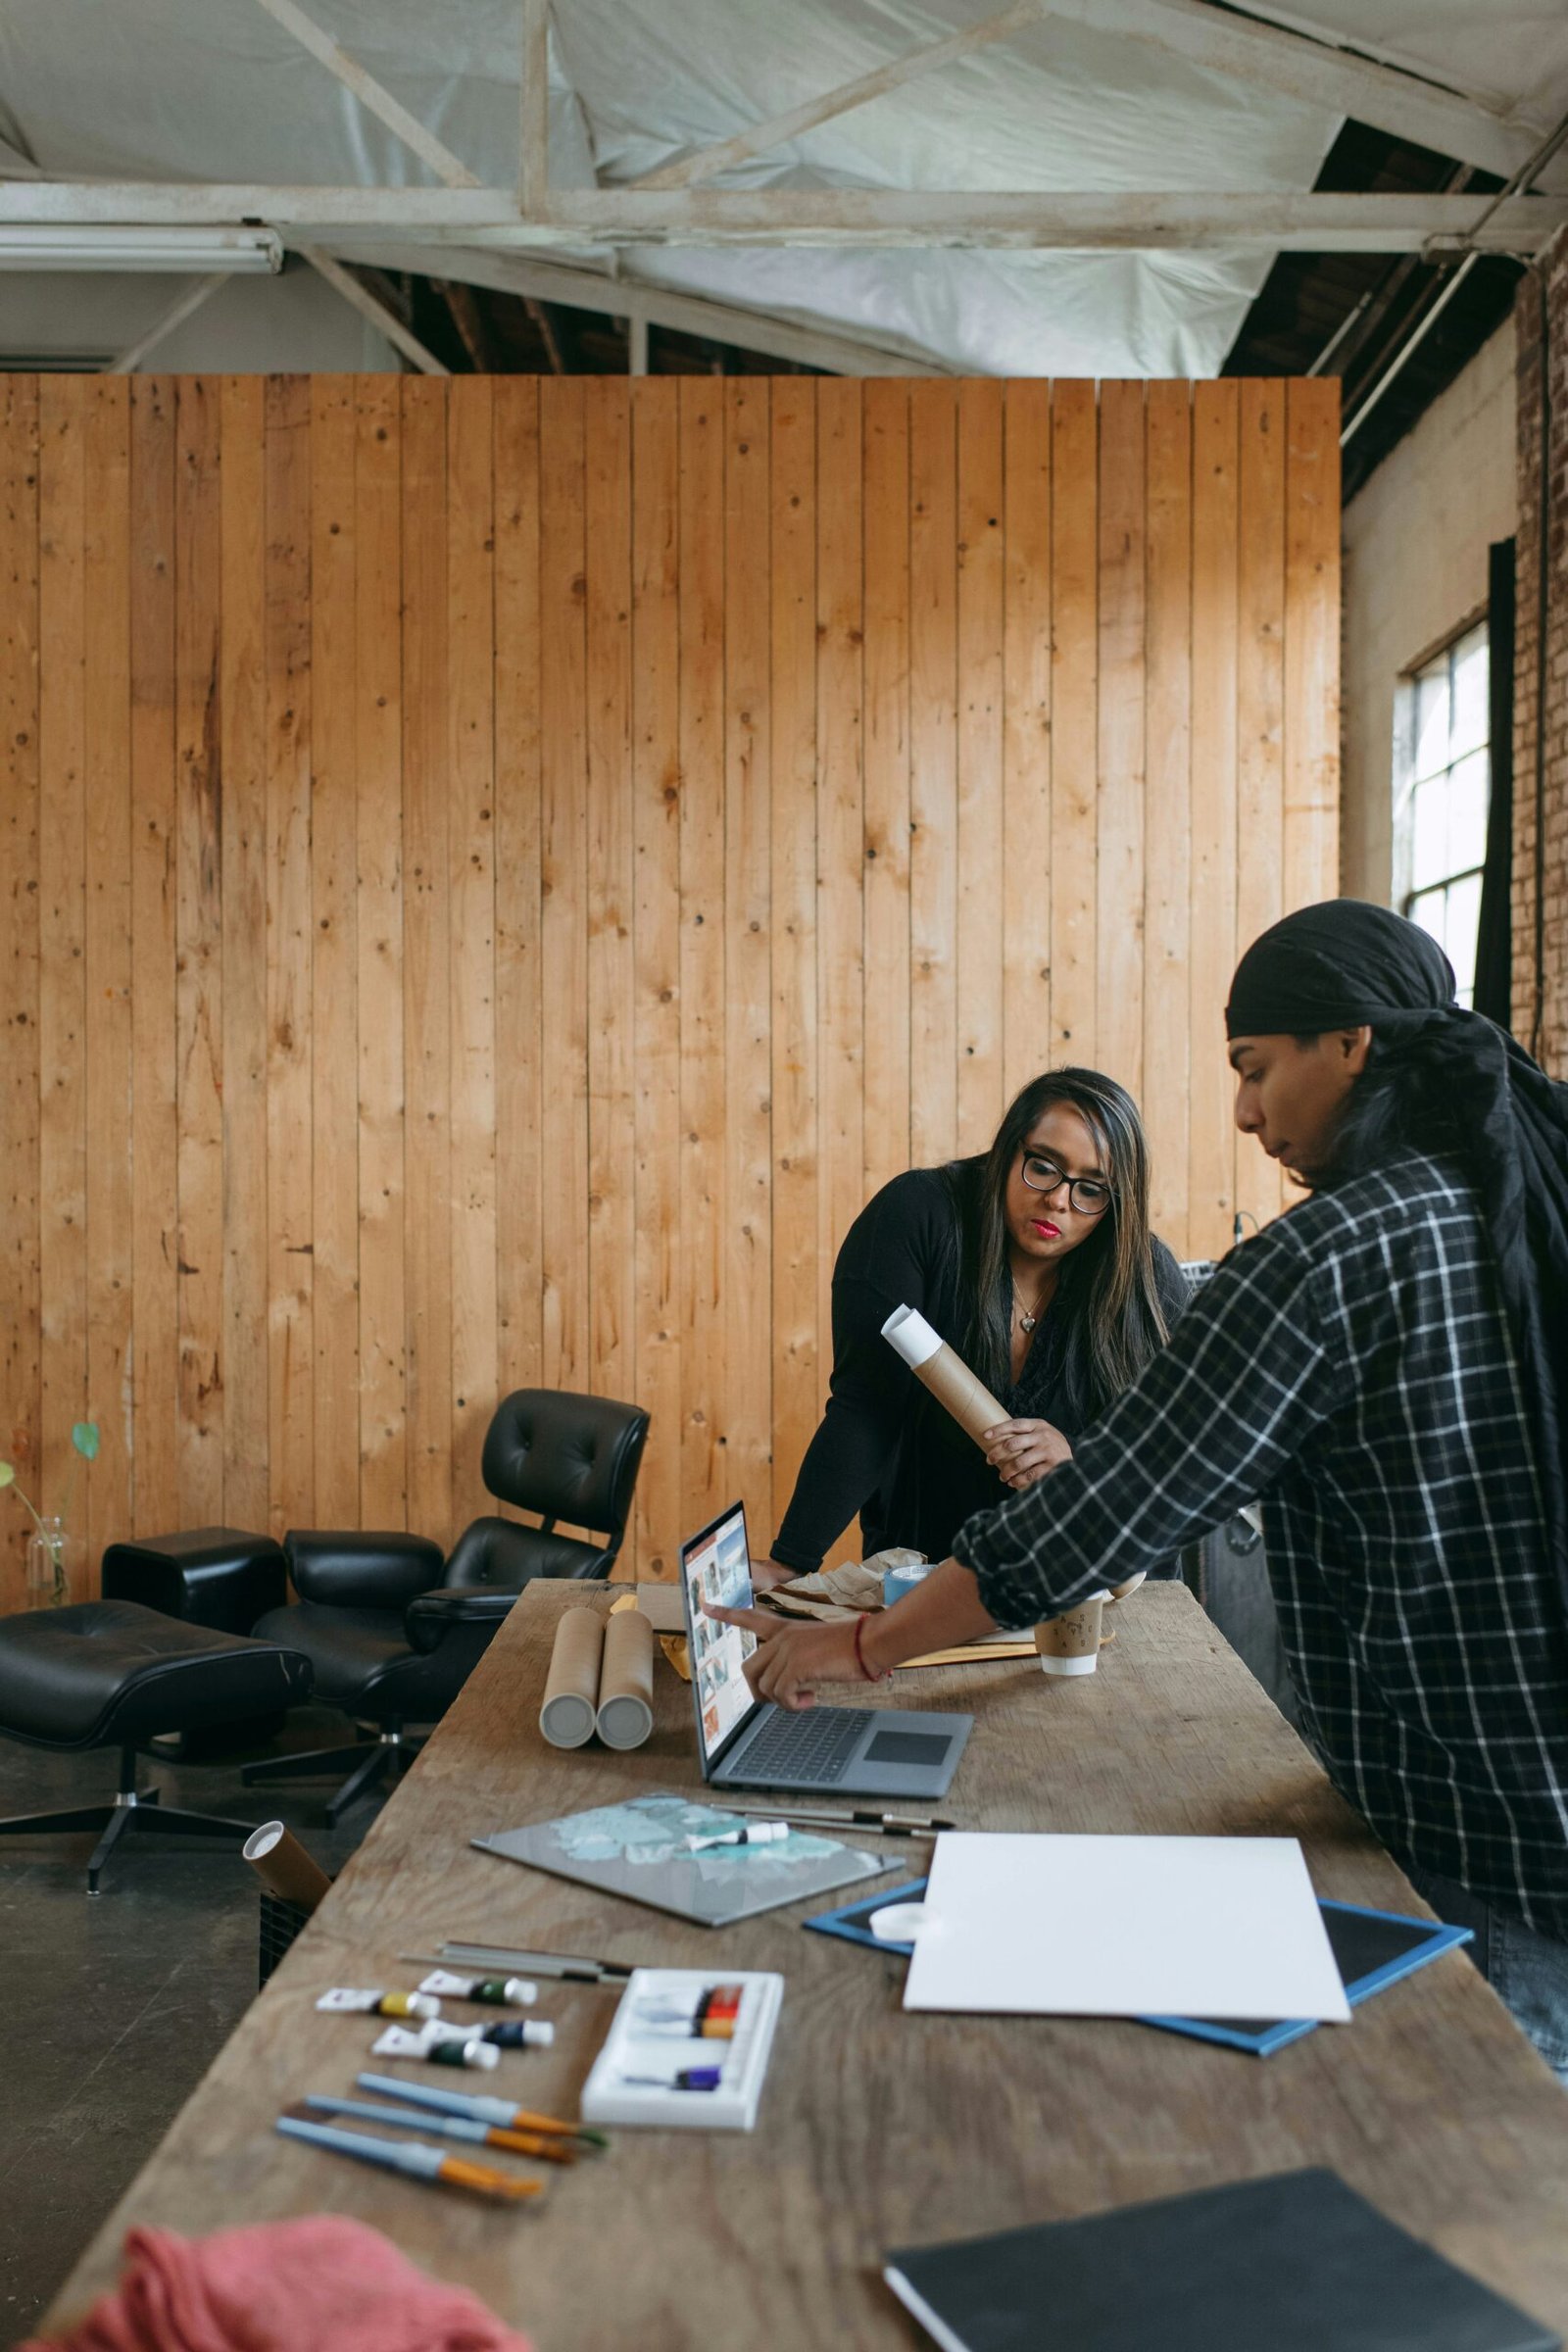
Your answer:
[954,1152,1568,1939]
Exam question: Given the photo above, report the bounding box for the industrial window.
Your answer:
[1395,621,1490,1008]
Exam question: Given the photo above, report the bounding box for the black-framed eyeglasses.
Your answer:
[1018,1152,1114,1218]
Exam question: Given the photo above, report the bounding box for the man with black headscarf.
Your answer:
[711,902,1568,2080]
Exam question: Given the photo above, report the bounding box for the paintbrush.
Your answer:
[294,2094,582,2165]
[357,2069,610,2147]
[275,2114,544,2203]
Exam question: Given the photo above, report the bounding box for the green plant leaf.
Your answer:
[0,1462,13,1488]
[72,1422,99,1461]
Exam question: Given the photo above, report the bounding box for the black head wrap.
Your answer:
[1228,899,1568,1620]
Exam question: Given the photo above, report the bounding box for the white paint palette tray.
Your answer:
[580,1967,784,2132]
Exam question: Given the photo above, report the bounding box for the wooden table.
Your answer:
[41,1582,1568,2349]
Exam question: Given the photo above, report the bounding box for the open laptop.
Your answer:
[679,1501,971,1799]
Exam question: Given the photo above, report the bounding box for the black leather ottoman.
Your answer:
[100,1528,292,1758]
[100,1526,287,1635]
[0,1600,313,1892]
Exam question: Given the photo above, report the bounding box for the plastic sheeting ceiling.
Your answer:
[0,0,1565,376]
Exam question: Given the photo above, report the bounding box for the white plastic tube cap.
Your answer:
[881,1302,943,1370]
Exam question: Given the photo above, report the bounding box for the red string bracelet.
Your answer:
[853,1612,890,1683]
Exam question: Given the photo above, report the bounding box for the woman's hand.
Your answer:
[982,1416,1073,1490]
[704,1603,865,1711]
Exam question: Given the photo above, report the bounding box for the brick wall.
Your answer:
[1514,227,1568,1074]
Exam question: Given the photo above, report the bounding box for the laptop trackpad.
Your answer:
[863,1729,954,1768]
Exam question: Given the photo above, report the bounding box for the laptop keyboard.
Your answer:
[739,1706,866,1785]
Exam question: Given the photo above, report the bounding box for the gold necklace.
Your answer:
[1012,1284,1047,1334]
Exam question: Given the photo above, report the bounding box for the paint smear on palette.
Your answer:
[554,1794,839,1869]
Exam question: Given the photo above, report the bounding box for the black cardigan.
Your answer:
[770,1160,1189,1575]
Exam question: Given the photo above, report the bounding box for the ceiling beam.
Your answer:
[298,245,450,371]
[1043,0,1555,185]
[519,0,550,214]
[251,0,480,188]
[3,183,1562,252]
[629,0,1047,192]
[105,273,227,371]
[327,238,956,373]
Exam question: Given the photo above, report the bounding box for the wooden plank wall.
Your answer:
[0,374,1339,1602]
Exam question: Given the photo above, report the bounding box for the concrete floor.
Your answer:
[0,1710,384,2340]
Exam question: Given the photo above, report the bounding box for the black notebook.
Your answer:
[884,2169,1557,2352]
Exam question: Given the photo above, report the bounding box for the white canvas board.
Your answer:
[902,1834,1351,2023]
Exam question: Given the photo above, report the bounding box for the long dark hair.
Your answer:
[946,1068,1170,1422]
[1306,1025,1464,1189]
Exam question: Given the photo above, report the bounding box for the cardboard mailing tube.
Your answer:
[242,1820,333,1913]
[881,1303,1009,1448]
[1035,1592,1109,1678]
[596,1607,655,1750]
[540,1607,606,1748]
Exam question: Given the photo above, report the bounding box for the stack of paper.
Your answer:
[902,1834,1351,2022]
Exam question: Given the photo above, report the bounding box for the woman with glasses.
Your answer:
[755,1068,1188,1589]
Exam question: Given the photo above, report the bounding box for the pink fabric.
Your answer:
[24,2215,533,2352]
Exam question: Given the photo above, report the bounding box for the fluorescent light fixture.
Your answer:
[0,226,283,272]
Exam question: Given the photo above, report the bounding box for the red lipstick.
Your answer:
[1031,1218,1060,1240]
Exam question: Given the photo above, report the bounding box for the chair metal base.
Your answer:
[0,1744,262,1893]
[242,1724,422,1825]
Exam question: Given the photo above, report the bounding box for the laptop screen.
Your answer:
[680,1500,760,1772]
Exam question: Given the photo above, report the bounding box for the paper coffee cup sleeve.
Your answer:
[540,1607,606,1748]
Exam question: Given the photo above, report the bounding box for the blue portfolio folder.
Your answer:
[804,1881,1472,2054]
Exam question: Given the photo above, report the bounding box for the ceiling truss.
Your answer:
[0,182,1559,254]
[7,0,1564,379]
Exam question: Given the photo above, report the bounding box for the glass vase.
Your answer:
[24,1516,78,1611]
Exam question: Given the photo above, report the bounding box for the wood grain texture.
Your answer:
[767,382,819,1547]
[127,380,178,1544]
[355,375,408,1527]
[1285,377,1341,912]
[0,375,1336,1588]
[677,379,726,1531]
[174,377,224,1529]
[907,379,958,1168]
[860,380,910,1204]
[265,374,316,1535]
[40,1581,1568,2352]
[38,377,89,1588]
[815,380,864,1361]
[1096,380,1146,1105]
[1143,382,1194,1259]
[722,379,773,1543]
[447,375,499,1532]
[585,378,636,1443]
[629,381,681,1574]
[1050,380,1098,1067]
[401,377,453,1539]
[219,377,270,1536]
[82,379,134,1567]
[1001,378,1052,1105]
[1189,382,1241,1263]
[540,379,590,1398]
[309,376,362,1530]
[1234,380,1287,1238]
[493,378,543,1416]
[0,377,40,1603]
[956,376,1004,1152]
